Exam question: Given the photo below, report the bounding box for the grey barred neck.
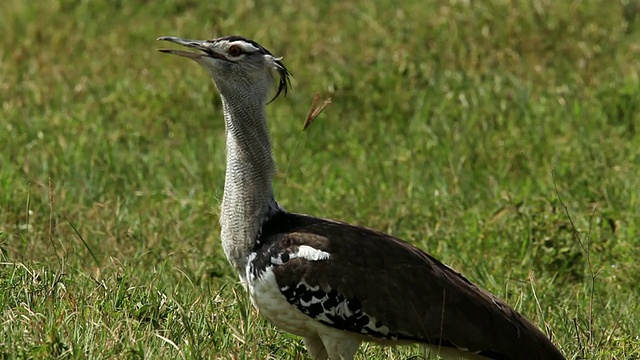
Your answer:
[219,93,279,277]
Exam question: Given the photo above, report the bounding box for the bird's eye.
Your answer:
[228,45,243,57]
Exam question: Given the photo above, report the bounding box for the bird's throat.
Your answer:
[219,96,277,277]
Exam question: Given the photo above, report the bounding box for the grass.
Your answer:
[1,0,639,358]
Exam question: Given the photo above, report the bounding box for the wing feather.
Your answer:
[251,212,564,360]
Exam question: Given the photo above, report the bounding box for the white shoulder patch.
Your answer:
[295,245,331,261]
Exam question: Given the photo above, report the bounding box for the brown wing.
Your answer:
[252,212,564,360]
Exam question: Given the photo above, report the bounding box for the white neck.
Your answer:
[218,93,278,277]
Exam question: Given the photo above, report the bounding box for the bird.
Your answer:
[156,34,565,360]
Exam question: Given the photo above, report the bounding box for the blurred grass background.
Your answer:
[1,0,639,358]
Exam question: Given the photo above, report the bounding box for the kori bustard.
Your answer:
[157,35,565,360]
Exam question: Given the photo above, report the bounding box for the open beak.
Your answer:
[156,36,211,60]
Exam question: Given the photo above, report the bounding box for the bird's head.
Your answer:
[157,35,291,103]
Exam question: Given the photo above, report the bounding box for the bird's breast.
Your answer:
[246,258,322,337]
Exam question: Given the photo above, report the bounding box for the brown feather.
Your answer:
[254,211,565,360]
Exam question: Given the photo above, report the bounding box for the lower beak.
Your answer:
[156,36,207,60]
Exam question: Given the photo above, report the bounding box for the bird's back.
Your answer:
[252,211,565,360]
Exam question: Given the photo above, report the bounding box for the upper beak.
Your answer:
[156,36,211,60]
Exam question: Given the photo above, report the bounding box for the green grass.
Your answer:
[1,0,639,358]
